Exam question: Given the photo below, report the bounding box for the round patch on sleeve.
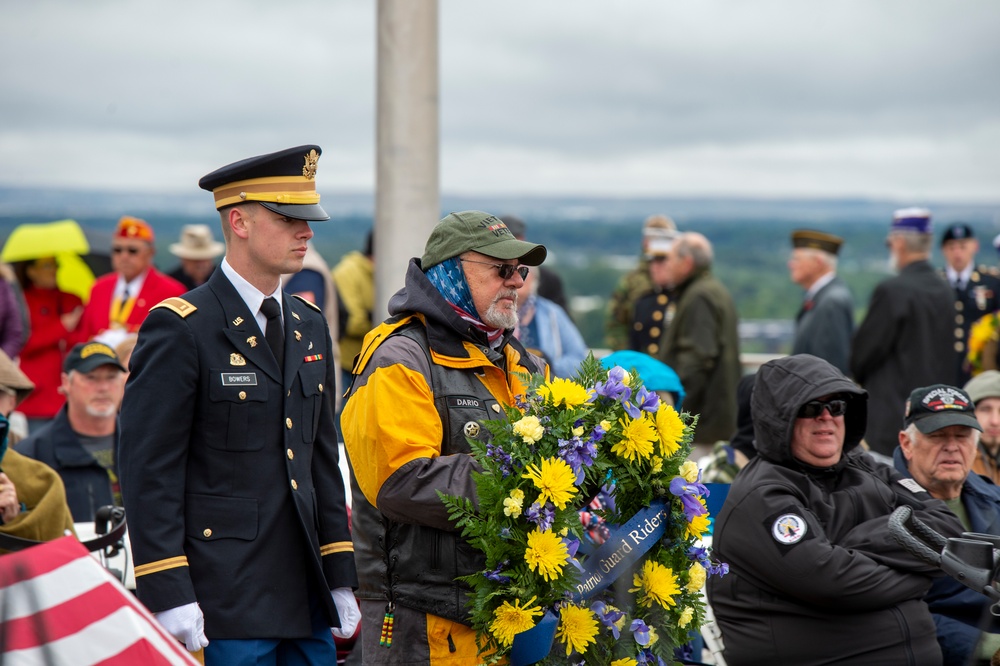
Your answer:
[771,513,808,545]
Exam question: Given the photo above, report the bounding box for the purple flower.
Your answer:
[669,476,709,520]
[630,618,651,646]
[499,527,512,539]
[484,560,511,584]
[486,443,513,478]
[589,423,607,444]
[688,545,729,577]
[634,386,660,413]
[525,501,556,531]
[558,436,598,476]
[591,600,625,640]
[594,366,632,402]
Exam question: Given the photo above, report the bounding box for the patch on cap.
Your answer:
[918,386,969,413]
[771,513,807,545]
[903,383,982,433]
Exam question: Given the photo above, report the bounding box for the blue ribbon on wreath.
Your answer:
[510,499,670,665]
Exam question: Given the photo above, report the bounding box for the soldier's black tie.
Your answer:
[261,297,284,369]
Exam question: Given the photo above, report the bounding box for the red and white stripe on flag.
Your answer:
[0,535,198,666]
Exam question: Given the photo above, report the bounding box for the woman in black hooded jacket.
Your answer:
[707,354,963,665]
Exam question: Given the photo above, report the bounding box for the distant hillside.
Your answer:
[2,186,998,349]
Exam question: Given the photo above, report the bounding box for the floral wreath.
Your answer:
[441,355,728,665]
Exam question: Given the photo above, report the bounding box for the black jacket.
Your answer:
[707,354,963,665]
[17,406,117,522]
[792,275,854,375]
[851,259,954,455]
[119,268,357,640]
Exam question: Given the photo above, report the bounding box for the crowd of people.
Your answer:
[2,141,1000,666]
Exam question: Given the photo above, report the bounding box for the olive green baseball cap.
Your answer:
[421,210,547,269]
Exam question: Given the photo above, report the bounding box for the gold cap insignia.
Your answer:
[246,336,257,348]
[294,331,302,341]
[233,316,244,327]
[302,149,319,180]
[230,353,246,366]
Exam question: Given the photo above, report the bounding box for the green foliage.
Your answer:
[440,353,726,664]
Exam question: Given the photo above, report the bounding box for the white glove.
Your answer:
[330,587,360,639]
[155,602,209,652]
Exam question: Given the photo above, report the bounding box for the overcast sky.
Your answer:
[2,1,999,203]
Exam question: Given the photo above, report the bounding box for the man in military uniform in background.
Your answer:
[630,234,675,356]
[119,145,358,664]
[605,214,678,351]
[939,223,1000,384]
[787,230,854,374]
[851,208,954,457]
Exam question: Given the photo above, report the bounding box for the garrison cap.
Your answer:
[891,207,932,234]
[115,216,155,243]
[421,211,546,270]
[198,145,330,221]
[791,229,843,255]
[941,223,975,246]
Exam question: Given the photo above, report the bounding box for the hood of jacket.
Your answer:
[752,353,868,467]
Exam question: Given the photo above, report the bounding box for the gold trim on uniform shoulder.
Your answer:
[291,294,321,312]
[320,541,354,556]
[134,555,189,577]
[151,297,197,318]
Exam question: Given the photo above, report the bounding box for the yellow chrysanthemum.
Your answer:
[650,455,663,474]
[687,498,711,540]
[611,414,657,462]
[524,529,569,581]
[678,606,695,628]
[600,419,611,431]
[572,425,584,437]
[522,457,578,509]
[655,403,685,456]
[611,659,637,666]
[538,377,590,408]
[629,559,681,609]
[647,626,659,646]
[686,561,706,592]
[490,596,543,647]
[503,488,525,517]
[513,415,545,444]
[556,603,599,656]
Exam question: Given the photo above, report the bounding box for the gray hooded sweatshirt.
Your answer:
[707,354,962,666]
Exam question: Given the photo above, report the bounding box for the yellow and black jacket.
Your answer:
[343,259,544,626]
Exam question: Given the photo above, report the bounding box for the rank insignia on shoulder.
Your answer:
[291,294,321,312]
[246,336,257,348]
[230,353,246,366]
[152,297,197,318]
[233,316,244,327]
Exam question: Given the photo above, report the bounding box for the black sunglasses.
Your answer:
[459,259,529,280]
[798,399,847,419]
[112,246,141,255]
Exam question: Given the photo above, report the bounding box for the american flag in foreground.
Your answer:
[0,536,198,666]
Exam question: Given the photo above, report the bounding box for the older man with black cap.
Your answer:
[119,145,358,664]
[893,384,1000,665]
[940,223,1000,384]
[788,229,855,374]
[342,210,547,663]
[18,341,126,522]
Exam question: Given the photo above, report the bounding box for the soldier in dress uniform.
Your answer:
[939,223,1000,385]
[788,230,854,374]
[629,235,675,356]
[119,145,359,665]
[605,214,678,351]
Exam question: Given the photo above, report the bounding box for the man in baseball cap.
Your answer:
[17,342,126,522]
[894,383,1000,664]
[341,211,547,660]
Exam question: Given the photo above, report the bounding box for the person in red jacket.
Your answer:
[12,257,83,432]
[77,216,185,346]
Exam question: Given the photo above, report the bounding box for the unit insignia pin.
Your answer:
[230,353,246,366]
[294,331,302,341]
[232,316,244,327]
[246,336,257,348]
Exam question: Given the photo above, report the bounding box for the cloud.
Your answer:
[2,0,998,200]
